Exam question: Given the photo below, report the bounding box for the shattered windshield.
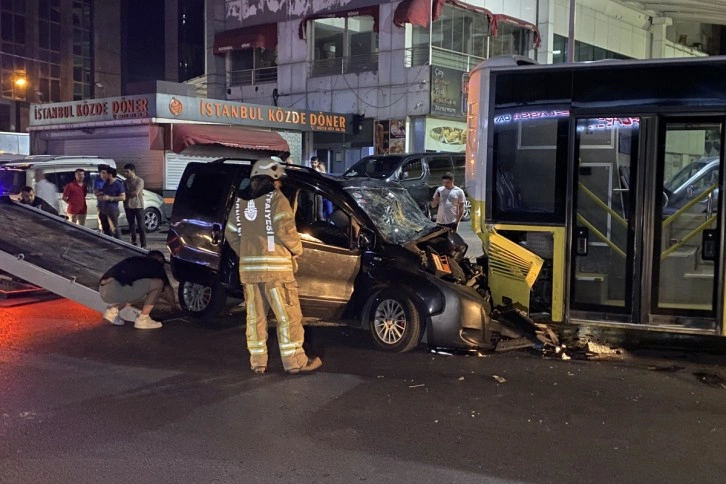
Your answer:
[346,186,439,244]
[343,156,404,179]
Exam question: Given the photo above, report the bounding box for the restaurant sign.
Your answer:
[30,94,350,134]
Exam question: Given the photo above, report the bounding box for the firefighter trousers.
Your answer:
[244,280,309,372]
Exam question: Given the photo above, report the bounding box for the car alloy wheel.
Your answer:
[178,280,226,319]
[144,208,161,232]
[369,290,422,352]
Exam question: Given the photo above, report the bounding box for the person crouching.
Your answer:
[99,250,176,329]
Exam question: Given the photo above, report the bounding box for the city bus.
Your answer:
[466,55,726,338]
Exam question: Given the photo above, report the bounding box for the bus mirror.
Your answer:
[576,226,589,256]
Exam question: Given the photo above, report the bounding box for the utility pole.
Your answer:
[567,0,576,62]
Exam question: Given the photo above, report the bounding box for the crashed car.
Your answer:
[167,158,496,352]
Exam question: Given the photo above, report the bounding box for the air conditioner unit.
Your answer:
[226,86,243,100]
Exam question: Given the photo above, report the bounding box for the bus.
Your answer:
[466,55,726,338]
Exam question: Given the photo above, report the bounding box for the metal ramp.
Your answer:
[0,196,146,313]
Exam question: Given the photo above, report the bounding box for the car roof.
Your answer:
[1,157,116,170]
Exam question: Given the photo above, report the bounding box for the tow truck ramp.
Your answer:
[0,196,146,313]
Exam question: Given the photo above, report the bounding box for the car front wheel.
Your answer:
[368,290,422,352]
[461,199,471,222]
[144,207,161,232]
[178,280,226,320]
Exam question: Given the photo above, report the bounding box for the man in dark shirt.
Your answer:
[19,186,60,216]
[98,166,125,239]
[99,250,176,329]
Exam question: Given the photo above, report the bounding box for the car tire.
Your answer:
[144,207,162,232]
[368,290,422,352]
[178,280,226,320]
[461,199,471,222]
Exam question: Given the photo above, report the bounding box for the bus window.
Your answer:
[491,111,567,221]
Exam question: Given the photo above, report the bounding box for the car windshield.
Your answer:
[346,186,439,244]
[343,156,404,179]
[664,160,714,192]
[0,168,25,195]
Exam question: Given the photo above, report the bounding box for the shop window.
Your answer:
[311,15,378,76]
[492,110,568,222]
[489,23,532,57]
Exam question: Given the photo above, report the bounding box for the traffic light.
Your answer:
[352,113,364,134]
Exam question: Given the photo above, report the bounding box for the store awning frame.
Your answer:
[213,24,278,55]
[171,124,289,154]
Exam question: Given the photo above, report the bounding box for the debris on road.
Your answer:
[693,372,726,389]
[492,375,507,383]
[408,383,425,388]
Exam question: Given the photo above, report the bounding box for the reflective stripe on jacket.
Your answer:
[225,189,302,283]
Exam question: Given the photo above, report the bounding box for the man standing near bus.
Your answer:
[431,172,466,231]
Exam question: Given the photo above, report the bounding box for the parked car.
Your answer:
[342,152,471,222]
[0,155,165,231]
[167,159,494,352]
[663,156,720,215]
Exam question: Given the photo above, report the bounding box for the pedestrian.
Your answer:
[62,168,88,225]
[98,166,125,239]
[311,156,327,174]
[33,170,59,212]
[431,172,466,231]
[93,164,110,232]
[19,186,59,216]
[99,250,175,329]
[224,158,322,375]
[123,163,147,249]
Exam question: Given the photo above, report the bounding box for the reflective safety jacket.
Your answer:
[225,188,303,283]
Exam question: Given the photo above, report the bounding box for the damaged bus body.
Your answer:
[467,55,726,341]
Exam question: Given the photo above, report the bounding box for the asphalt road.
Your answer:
[1,297,726,483]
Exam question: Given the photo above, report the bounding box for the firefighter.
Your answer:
[225,158,322,375]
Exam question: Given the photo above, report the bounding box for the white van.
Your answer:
[0,155,165,231]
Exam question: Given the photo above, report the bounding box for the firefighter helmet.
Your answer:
[251,158,286,180]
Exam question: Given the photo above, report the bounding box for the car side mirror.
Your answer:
[687,184,695,198]
[401,171,409,180]
[358,228,374,250]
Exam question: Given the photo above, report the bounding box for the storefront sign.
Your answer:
[30,94,350,133]
[30,95,155,125]
[424,117,466,153]
[225,0,381,29]
[430,66,468,119]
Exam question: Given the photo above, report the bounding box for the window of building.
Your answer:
[412,4,488,70]
[0,0,27,101]
[72,0,93,100]
[229,48,277,86]
[552,34,631,64]
[488,22,532,57]
[38,0,62,102]
[311,15,378,76]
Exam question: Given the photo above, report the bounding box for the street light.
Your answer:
[14,75,27,88]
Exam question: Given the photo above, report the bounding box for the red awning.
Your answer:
[393,0,446,28]
[299,5,379,40]
[171,124,289,154]
[213,24,278,55]
[394,0,540,48]
[490,14,542,48]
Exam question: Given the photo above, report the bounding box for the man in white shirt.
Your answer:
[34,170,59,212]
[431,172,466,231]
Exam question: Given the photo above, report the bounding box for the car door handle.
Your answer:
[211,223,222,245]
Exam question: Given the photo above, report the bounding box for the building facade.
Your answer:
[207,0,721,172]
[0,0,121,134]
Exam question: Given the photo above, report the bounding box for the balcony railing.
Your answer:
[309,52,379,77]
[405,46,485,72]
[229,66,278,87]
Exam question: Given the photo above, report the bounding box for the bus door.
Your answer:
[571,116,725,331]
[650,119,724,330]
[570,117,641,322]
